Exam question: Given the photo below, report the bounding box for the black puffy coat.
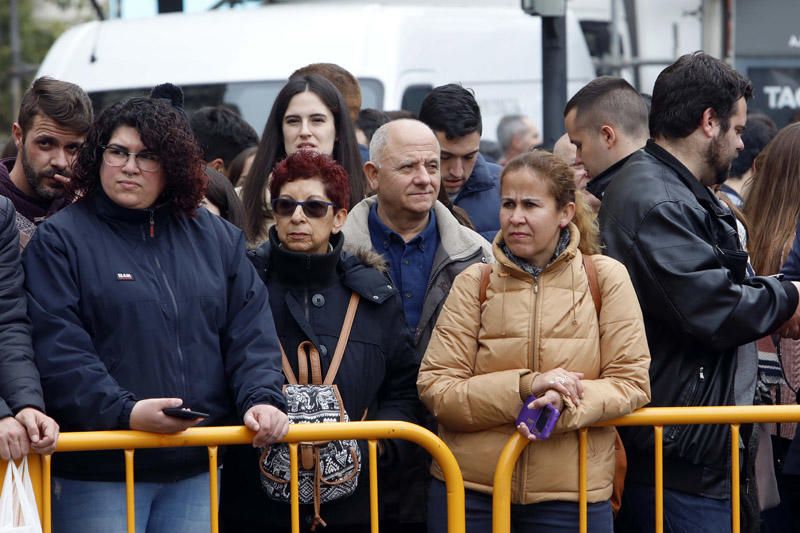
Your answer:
[23,189,285,481]
[220,228,419,532]
[0,196,45,420]
[600,140,798,497]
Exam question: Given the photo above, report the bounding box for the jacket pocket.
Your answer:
[665,364,705,442]
[714,245,748,283]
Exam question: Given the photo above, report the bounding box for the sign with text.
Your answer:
[748,68,800,127]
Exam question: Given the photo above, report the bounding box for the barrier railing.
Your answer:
[1,421,465,533]
[492,405,800,533]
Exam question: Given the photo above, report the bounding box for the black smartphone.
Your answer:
[162,407,209,420]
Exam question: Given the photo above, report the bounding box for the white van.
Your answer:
[37,2,595,141]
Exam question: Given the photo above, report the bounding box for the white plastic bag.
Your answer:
[0,458,42,533]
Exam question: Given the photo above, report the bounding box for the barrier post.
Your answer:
[368,440,379,533]
[730,424,740,533]
[578,428,588,533]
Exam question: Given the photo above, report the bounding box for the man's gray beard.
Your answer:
[20,145,64,201]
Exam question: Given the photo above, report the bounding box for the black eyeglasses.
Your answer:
[271,198,335,218]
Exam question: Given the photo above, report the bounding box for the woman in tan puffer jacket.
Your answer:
[418,150,651,533]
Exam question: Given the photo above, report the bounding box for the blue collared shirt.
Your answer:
[368,202,439,331]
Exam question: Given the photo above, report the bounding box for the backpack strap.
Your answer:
[279,344,298,384]
[582,254,601,316]
[323,292,360,385]
[478,263,492,304]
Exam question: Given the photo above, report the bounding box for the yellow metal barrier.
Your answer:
[1,421,465,533]
[492,405,800,533]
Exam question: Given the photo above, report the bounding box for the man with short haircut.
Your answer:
[563,76,648,204]
[0,77,92,246]
[189,106,258,176]
[343,119,491,531]
[496,113,541,165]
[418,84,502,241]
[601,52,800,532]
[0,196,58,461]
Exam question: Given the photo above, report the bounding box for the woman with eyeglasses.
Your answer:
[22,88,289,533]
[241,74,366,247]
[220,150,419,533]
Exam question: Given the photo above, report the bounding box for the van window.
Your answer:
[401,85,433,116]
[88,79,384,134]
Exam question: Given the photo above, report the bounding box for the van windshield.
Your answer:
[89,79,384,134]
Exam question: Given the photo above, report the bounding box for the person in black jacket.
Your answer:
[220,150,419,533]
[600,52,800,533]
[0,195,58,461]
[23,89,288,533]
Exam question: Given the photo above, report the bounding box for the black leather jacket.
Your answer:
[0,196,45,420]
[600,140,798,498]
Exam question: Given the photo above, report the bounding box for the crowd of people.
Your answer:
[1,52,800,533]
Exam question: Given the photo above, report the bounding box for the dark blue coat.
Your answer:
[220,228,420,530]
[0,196,44,420]
[453,153,502,241]
[23,189,285,481]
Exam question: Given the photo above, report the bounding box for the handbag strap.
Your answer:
[323,292,360,385]
[582,254,601,316]
[478,263,492,304]
[278,292,360,386]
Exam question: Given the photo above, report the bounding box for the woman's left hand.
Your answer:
[516,390,563,441]
[244,404,289,448]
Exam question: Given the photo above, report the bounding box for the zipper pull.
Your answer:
[699,366,705,380]
[533,281,539,294]
[149,210,155,238]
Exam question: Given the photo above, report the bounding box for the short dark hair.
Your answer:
[564,76,648,139]
[728,113,776,178]
[190,106,258,168]
[356,108,390,144]
[650,52,752,140]
[270,150,349,211]
[71,96,206,217]
[291,63,362,122]
[418,83,482,139]
[204,166,245,229]
[18,76,93,136]
[242,74,364,243]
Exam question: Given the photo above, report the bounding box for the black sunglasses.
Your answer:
[271,198,335,218]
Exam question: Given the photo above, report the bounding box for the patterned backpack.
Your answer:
[259,293,361,530]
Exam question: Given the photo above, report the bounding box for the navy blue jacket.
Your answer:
[221,228,419,529]
[0,196,45,420]
[23,189,285,481]
[453,153,502,241]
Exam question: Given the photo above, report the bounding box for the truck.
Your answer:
[36,0,596,141]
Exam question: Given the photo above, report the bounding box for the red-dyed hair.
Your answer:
[270,151,350,209]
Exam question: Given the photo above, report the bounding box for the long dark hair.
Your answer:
[242,74,364,243]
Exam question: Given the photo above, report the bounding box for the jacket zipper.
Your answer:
[154,254,187,401]
[666,365,705,440]
[517,276,541,501]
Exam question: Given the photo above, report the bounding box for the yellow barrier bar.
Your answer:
[208,446,219,533]
[124,449,135,533]
[289,443,299,533]
[654,426,663,533]
[597,405,800,426]
[368,440,379,533]
[731,424,740,533]
[42,454,51,533]
[578,428,587,533]
[492,433,529,533]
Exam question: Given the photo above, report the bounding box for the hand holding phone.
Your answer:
[162,407,209,420]
[516,395,559,440]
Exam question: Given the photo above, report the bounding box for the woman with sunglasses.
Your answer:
[22,89,288,533]
[221,150,419,533]
[242,74,365,247]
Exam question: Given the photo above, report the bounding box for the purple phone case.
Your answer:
[516,396,560,440]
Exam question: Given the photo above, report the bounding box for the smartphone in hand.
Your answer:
[516,398,559,440]
[162,407,209,420]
